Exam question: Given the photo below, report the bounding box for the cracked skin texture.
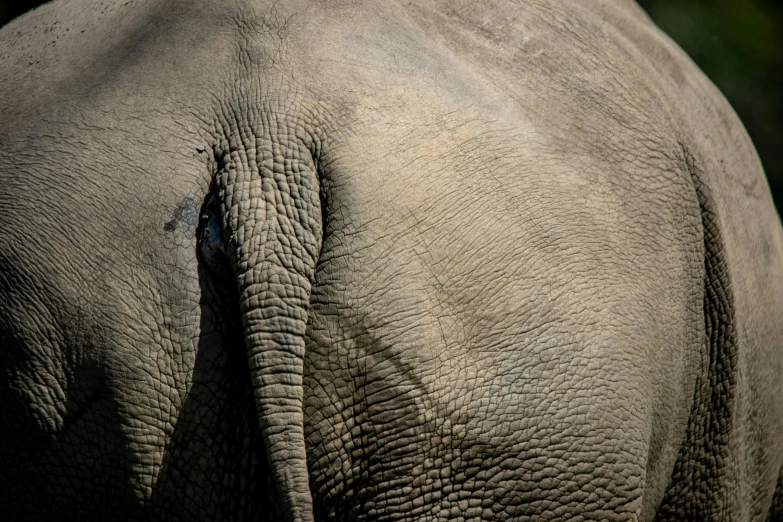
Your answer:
[0,0,782,520]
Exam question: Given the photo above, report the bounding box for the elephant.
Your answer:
[1,0,782,520]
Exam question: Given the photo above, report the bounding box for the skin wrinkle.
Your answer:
[0,0,782,520]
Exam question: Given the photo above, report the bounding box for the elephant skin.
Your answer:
[1,0,782,520]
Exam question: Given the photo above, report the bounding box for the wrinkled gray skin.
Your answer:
[1,0,783,520]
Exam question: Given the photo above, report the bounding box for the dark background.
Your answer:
[2,0,782,210]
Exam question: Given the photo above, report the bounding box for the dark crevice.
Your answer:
[197,178,232,281]
[317,165,330,263]
[149,178,265,519]
[768,471,783,521]
[310,137,330,269]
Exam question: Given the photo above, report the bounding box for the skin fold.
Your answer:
[0,0,782,520]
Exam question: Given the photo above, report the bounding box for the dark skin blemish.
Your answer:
[163,195,200,232]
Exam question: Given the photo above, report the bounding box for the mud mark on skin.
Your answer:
[163,194,200,233]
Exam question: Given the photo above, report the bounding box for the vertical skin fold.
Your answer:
[655,145,740,519]
[215,125,322,522]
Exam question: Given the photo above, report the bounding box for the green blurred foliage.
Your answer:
[638,0,783,208]
[2,0,782,208]
[0,0,44,30]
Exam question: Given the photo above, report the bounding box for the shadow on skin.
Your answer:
[150,223,270,520]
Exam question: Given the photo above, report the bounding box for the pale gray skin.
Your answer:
[1,0,782,520]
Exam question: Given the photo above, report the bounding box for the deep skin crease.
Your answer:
[1,0,783,520]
